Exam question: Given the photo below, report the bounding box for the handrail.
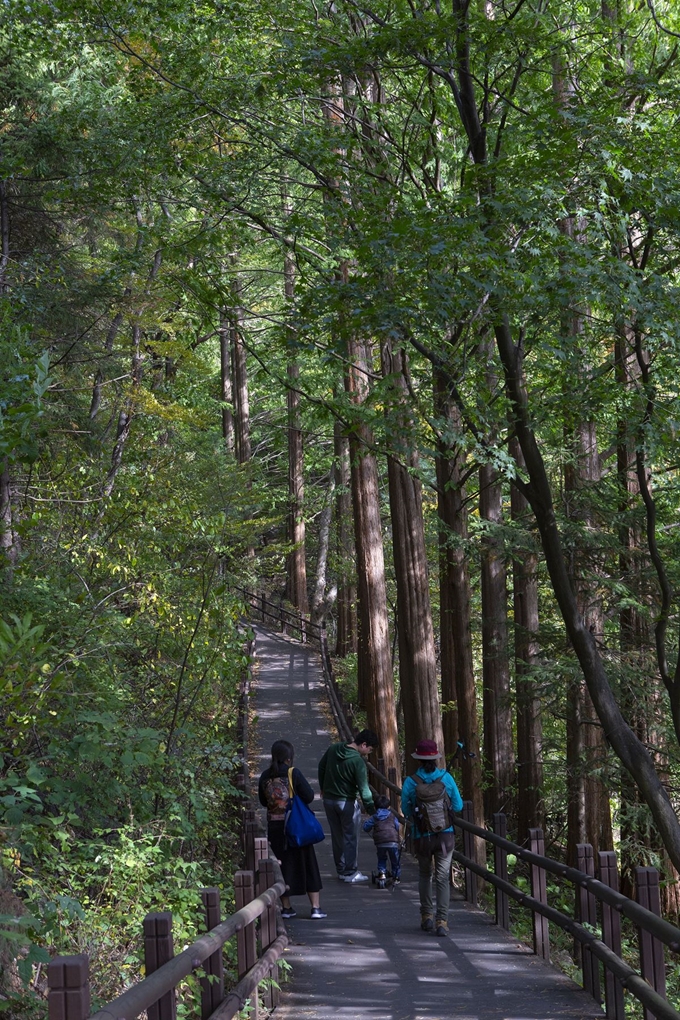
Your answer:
[89,879,286,1020]
[453,849,680,1020]
[453,812,680,952]
[233,585,322,641]
[209,933,288,1020]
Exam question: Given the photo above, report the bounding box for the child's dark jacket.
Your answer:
[363,807,399,846]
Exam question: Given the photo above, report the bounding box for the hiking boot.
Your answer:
[310,908,327,919]
[436,923,448,937]
[342,871,369,883]
[420,916,434,932]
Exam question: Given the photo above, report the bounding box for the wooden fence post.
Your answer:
[462,801,477,906]
[48,954,90,1020]
[493,813,509,930]
[598,850,625,1020]
[257,858,279,1010]
[528,828,550,960]
[235,870,258,979]
[576,844,600,1003]
[254,836,268,872]
[243,809,258,875]
[636,866,666,1020]
[144,912,177,1020]
[200,888,224,1019]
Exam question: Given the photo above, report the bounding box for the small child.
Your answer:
[363,794,401,885]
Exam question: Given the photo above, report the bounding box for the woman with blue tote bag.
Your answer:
[258,739,327,920]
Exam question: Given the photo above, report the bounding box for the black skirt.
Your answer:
[268,820,322,896]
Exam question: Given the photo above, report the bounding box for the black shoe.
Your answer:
[436,924,448,937]
[281,907,297,919]
[421,917,434,932]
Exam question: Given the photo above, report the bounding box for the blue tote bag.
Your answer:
[284,768,325,848]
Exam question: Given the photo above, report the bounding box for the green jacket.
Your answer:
[318,742,374,813]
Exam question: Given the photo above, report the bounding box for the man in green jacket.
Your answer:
[318,729,378,883]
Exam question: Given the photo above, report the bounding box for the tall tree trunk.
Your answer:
[510,438,544,839]
[283,231,308,616]
[311,476,334,629]
[382,339,443,768]
[0,458,18,569]
[563,417,612,860]
[334,420,357,656]
[231,271,251,465]
[479,353,513,817]
[558,207,612,862]
[345,332,399,776]
[433,370,484,836]
[480,460,513,817]
[220,307,235,452]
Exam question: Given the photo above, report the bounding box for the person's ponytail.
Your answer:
[268,739,294,777]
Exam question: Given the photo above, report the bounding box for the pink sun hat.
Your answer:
[411,740,441,759]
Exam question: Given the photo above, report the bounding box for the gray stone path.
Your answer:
[252,625,603,1020]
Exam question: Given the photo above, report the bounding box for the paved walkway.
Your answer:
[252,625,602,1020]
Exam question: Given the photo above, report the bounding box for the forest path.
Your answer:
[252,625,602,1020]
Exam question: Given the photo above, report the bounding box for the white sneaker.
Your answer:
[342,871,369,883]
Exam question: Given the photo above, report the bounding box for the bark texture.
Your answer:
[433,371,484,833]
[382,340,443,768]
[479,355,513,818]
[231,273,251,466]
[219,307,235,452]
[334,421,357,656]
[346,334,399,776]
[510,438,544,839]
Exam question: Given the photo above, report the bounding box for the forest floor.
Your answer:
[251,625,602,1020]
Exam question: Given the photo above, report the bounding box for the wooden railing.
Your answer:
[233,586,321,645]
[48,828,286,1020]
[47,631,286,1020]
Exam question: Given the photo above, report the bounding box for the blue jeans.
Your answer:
[376,845,400,879]
[323,798,361,876]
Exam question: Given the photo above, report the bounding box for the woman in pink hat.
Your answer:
[401,740,463,937]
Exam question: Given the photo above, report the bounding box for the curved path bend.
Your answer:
[252,625,602,1020]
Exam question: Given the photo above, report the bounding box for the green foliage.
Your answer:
[0,317,50,466]
[5,0,680,1007]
